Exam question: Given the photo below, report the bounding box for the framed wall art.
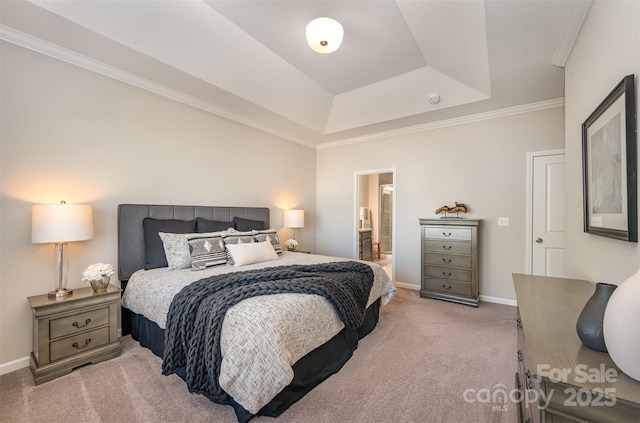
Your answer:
[582,74,637,242]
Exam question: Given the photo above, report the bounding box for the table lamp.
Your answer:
[283,209,304,241]
[32,201,94,298]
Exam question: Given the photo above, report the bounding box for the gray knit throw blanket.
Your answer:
[161,261,374,404]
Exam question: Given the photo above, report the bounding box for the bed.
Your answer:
[117,204,396,422]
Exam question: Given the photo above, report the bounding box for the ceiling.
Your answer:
[0,0,591,148]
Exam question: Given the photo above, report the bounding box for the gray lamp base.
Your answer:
[48,289,73,299]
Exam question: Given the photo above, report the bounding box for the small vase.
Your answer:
[603,268,640,381]
[90,276,110,293]
[576,282,617,352]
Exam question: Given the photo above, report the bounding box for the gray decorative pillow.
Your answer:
[253,229,282,255]
[222,231,254,265]
[189,236,226,270]
[159,232,195,270]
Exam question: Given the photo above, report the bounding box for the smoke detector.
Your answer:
[429,93,441,104]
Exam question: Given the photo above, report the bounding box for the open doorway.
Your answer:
[355,168,395,281]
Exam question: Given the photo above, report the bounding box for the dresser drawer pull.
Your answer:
[441,284,452,290]
[442,245,452,250]
[526,380,533,390]
[526,370,532,379]
[442,272,452,277]
[72,318,91,329]
[72,338,92,350]
[516,318,522,329]
[517,350,523,362]
[442,232,452,237]
[442,258,452,263]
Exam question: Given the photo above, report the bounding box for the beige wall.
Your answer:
[316,107,565,300]
[0,42,317,366]
[564,0,640,282]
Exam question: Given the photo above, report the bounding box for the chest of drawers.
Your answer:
[419,218,479,307]
[28,285,121,385]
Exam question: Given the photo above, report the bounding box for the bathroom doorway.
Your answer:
[355,168,395,281]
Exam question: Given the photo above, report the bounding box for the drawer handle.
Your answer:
[526,380,533,390]
[442,232,452,237]
[526,370,532,379]
[442,284,452,290]
[72,318,91,329]
[442,272,452,277]
[442,245,452,250]
[442,258,452,263]
[517,350,523,362]
[72,338,92,350]
[516,318,522,329]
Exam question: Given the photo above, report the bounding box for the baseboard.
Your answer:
[394,281,516,307]
[394,281,419,290]
[479,294,517,307]
[0,356,30,375]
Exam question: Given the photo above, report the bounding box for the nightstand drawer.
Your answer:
[50,307,109,339]
[50,326,110,362]
[424,265,471,282]
[424,252,472,269]
[423,277,472,297]
[425,227,471,241]
[424,240,471,255]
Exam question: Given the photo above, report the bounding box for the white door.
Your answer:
[532,153,565,276]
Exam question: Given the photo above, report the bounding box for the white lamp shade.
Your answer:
[603,268,640,381]
[32,203,94,243]
[306,17,343,53]
[283,209,304,228]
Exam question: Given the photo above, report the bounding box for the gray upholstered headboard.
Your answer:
[117,204,270,281]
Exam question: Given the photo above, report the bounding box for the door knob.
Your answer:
[535,238,543,243]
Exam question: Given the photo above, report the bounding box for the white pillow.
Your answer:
[226,241,278,267]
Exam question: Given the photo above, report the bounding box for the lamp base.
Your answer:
[48,288,73,299]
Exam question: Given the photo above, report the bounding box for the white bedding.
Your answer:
[122,251,396,413]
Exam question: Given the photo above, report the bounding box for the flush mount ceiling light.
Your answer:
[306,17,344,54]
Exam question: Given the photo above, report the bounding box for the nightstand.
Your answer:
[27,285,121,385]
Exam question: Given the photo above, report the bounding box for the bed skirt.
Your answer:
[128,298,381,422]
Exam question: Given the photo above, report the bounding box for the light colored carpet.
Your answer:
[0,288,517,423]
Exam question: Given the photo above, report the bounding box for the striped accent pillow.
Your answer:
[189,235,227,270]
[252,229,283,255]
[222,232,254,265]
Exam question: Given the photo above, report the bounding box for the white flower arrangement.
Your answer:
[285,239,298,250]
[82,263,114,282]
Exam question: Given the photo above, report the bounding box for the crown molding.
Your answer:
[0,25,316,149]
[1,25,566,152]
[317,98,565,150]
[551,0,593,68]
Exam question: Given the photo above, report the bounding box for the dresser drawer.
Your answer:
[425,227,471,241]
[425,252,472,269]
[423,277,472,296]
[424,265,471,282]
[50,307,109,339]
[424,240,471,255]
[50,326,110,362]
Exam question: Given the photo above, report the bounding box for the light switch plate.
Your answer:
[498,217,510,227]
